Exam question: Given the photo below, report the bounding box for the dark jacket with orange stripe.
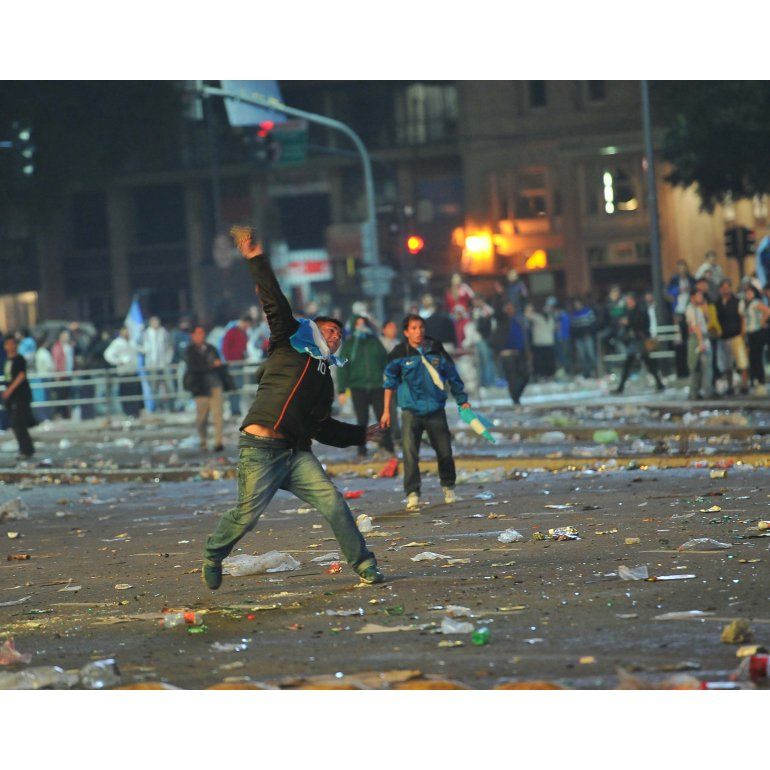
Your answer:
[239,253,365,451]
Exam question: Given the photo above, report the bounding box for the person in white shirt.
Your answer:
[141,316,173,411]
[104,327,143,417]
[695,251,724,287]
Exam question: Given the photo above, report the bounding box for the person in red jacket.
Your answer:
[221,316,252,417]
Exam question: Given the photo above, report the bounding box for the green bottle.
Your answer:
[471,627,491,646]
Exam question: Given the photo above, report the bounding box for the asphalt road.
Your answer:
[2,457,768,689]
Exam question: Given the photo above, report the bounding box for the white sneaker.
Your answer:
[443,487,457,504]
[406,492,420,511]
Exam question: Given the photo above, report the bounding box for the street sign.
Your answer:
[271,120,308,166]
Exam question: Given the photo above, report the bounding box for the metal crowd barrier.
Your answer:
[14,360,266,414]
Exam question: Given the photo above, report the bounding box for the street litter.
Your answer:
[211,640,251,653]
[699,505,722,513]
[58,584,81,592]
[0,595,32,607]
[595,528,618,535]
[7,532,19,539]
[325,563,342,574]
[0,666,79,690]
[343,490,364,499]
[356,514,374,533]
[678,538,731,551]
[618,565,648,581]
[438,640,464,648]
[593,429,619,444]
[311,552,340,564]
[647,574,696,581]
[0,638,32,665]
[440,617,474,634]
[161,611,204,628]
[474,492,495,500]
[7,553,31,561]
[710,469,727,479]
[445,605,473,618]
[114,583,134,590]
[356,623,418,634]
[549,526,580,541]
[80,659,121,689]
[0,498,29,521]
[325,608,364,617]
[654,610,714,620]
[411,551,453,561]
[472,627,491,645]
[544,504,573,510]
[758,521,770,530]
[736,645,764,658]
[222,551,302,576]
[721,619,752,644]
[497,528,525,543]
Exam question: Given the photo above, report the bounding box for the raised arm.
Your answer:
[235,232,299,347]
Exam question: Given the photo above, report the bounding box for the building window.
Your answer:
[588,166,639,216]
[516,170,548,218]
[587,81,606,101]
[529,81,547,108]
[395,83,458,146]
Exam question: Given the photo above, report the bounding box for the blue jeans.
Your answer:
[204,433,375,573]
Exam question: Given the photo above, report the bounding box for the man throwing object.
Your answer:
[202,230,384,589]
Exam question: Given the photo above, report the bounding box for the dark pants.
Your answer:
[401,408,455,496]
[119,379,143,417]
[350,388,394,456]
[617,341,664,391]
[532,345,556,378]
[500,352,529,405]
[8,400,35,457]
[204,433,375,573]
[748,330,766,385]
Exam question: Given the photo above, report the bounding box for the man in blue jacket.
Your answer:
[380,314,470,511]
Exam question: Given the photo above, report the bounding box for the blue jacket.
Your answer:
[383,338,468,416]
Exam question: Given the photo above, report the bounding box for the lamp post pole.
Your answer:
[198,84,385,320]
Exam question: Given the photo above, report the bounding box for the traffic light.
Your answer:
[406,235,425,255]
[243,121,280,165]
[724,227,737,259]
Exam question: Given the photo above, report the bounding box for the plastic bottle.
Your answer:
[471,627,491,646]
[0,666,78,690]
[162,611,203,628]
[734,654,770,683]
[79,659,122,689]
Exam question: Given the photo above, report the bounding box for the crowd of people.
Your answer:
[4,249,770,461]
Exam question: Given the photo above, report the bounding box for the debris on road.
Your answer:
[440,617,474,634]
[654,610,714,620]
[356,514,374,533]
[411,551,452,561]
[618,565,649,581]
[721,619,753,644]
[497,528,525,543]
[678,538,731,551]
[0,595,32,607]
[0,638,32,665]
[0,498,29,521]
[222,551,302,576]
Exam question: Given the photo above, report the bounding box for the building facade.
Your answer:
[3,80,768,331]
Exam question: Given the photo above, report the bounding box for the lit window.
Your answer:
[601,168,638,215]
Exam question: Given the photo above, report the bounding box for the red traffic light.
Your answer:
[406,235,425,255]
[257,120,275,138]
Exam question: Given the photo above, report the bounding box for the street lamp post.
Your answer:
[197,84,387,320]
[640,80,665,319]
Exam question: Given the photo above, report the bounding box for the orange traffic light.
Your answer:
[406,235,425,255]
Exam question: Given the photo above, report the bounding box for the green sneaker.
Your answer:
[357,564,385,585]
[202,563,223,590]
